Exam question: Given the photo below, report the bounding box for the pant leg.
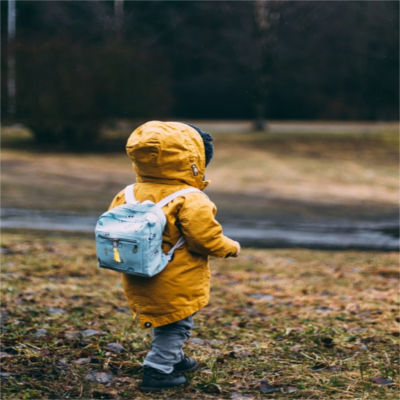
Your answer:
[143,315,194,374]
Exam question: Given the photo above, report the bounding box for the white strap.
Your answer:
[165,236,186,261]
[125,185,201,207]
[156,187,201,208]
[158,187,203,260]
[124,184,136,204]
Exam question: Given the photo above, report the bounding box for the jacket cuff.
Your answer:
[222,237,239,258]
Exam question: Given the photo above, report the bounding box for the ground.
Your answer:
[1,230,398,399]
[1,124,399,398]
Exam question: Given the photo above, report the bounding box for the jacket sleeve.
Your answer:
[178,192,239,258]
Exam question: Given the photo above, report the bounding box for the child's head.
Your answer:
[126,121,213,190]
[184,123,214,166]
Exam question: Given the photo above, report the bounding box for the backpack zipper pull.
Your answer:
[112,240,121,263]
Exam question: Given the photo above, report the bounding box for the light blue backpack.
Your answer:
[95,184,201,277]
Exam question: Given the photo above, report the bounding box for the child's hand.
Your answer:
[233,241,241,257]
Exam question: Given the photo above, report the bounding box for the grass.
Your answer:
[210,130,398,205]
[1,229,399,399]
[1,124,399,398]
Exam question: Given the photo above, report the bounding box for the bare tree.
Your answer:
[7,0,16,116]
[219,1,283,130]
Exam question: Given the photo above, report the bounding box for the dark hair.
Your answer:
[185,123,214,166]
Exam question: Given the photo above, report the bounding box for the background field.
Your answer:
[2,125,398,214]
[1,125,399,398]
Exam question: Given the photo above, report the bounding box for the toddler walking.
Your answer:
[108,121,240,391]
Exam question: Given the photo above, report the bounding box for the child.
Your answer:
[108,121,240,391]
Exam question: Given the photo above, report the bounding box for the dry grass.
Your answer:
[1,126,398,398]
[1,128,398,212]
[210,131,398,205]
[1,230,399,399]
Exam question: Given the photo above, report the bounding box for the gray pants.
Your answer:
[143,315,194,374]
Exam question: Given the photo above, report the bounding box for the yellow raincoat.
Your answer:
[109,121,239,328]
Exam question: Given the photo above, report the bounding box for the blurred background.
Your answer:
[1,0,399,250]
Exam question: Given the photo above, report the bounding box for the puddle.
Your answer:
[1,208,398,251]
[1,208,96,233]
[221,217,398,250]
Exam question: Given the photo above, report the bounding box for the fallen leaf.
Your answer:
[64,331,80,340]
[31,328,47,338]
[290,344,302,352]
[48,307,66,315]
[371,376,394,386]
[208,339,223,346]
[230,393,254,400]
[311,364,338,372]
[0,352,14,359]
[57,358,68,366]
[283,386,298,393]
[106,342,125,353]
[190,338,205,345]
[73,357,92,365]
[85,372,114,384]
[259,381,280,394]
[356,342,368,350]
[81,329,103,337]
[115,306,130,314]
[229,350,251,359]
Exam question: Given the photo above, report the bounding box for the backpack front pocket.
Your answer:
[96,235,146,275]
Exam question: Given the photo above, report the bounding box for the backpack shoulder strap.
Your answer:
[165,236,186,261]
[157,187,206,260]
[124,184,136,204]
[156,187,203,208]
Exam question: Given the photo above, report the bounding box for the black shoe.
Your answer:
[140,366,187,391]
[174,356,199,373]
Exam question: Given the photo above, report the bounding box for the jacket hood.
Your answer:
[126,121,209,189]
